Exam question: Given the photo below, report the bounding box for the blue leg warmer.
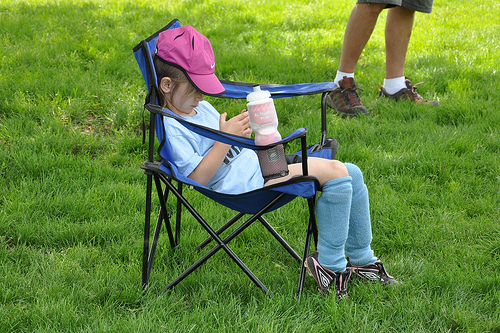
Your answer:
[344,163,377,265]
[315,163,377,272]
[316,176,352,272]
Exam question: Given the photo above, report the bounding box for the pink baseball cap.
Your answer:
[155,26,225,96]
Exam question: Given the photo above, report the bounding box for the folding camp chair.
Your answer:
[133,19,338,298]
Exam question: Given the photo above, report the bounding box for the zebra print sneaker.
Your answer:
[347,260,398,286]
[304,252,352,299]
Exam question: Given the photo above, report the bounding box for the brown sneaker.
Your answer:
[379,77,440,106]
[326,76,369,117]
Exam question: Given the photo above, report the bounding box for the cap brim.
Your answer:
[188,73,226,97]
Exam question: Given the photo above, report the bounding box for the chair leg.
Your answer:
[159,209,273,298]
[154,175,176,248]
[143,175,180,292]
[175,180,182,245]
[258,216,302,263]
[142,173,153,290]
[196,212,245,251]
[146,213,163,282]
[196,213,301,263]
[320,92,328,145]
[158,187,291,298]
[147,182,174,281]
[297,220,313,300]
[149,183,173,268]
[297,195,317,300]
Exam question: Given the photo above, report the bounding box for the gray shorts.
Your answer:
[356,0,434,13]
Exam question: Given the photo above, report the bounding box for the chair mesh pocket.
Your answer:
[257,144,289,181]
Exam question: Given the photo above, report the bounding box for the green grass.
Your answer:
[1,0,499,331]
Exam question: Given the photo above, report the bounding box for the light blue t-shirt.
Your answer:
[163,101,264,194]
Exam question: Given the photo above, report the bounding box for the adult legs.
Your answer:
[384,5,415,79]
[381,6,439,103]
[338,3,387,74]
[330,3,386,116]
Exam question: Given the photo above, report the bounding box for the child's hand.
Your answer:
[241,109,253,136]
[219,112,252,138]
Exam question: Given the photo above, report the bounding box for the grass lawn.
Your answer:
[1,0,499,331]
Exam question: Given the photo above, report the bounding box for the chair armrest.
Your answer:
[145,103,312,177]
[220,80,337,99]
[145,103,308,150]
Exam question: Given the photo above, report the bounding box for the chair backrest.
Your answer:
[133,20,181,97]
[133,19,181,164]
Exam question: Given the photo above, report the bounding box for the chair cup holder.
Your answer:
[257,144,289,181]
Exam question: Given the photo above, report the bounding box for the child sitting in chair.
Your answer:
[152,25,397,299]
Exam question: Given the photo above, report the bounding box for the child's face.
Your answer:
[169,81,204,117]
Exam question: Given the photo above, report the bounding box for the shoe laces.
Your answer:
[374,261,394,280]
[340,84,364,107]
[405,79,425,101]
[332,270,351,299]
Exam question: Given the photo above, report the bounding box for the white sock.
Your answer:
[335,70,354,85]
[383,76,406,95]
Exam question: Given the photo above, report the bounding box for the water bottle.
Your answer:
[246,86,281,145]
[246,86,289,181]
